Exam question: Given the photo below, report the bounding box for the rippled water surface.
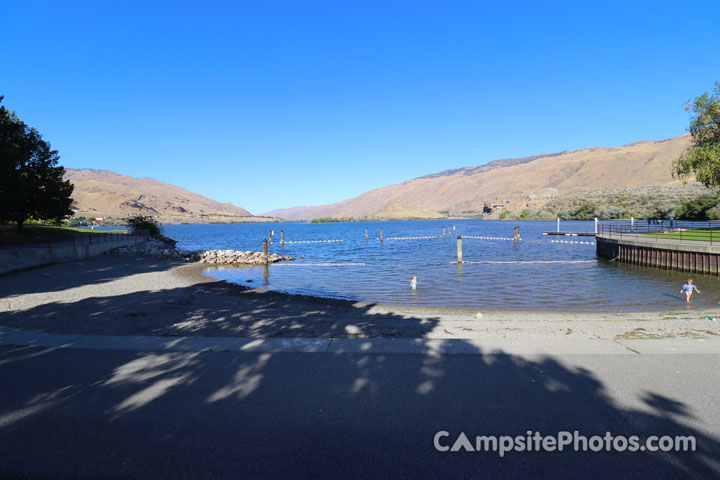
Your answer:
[164,220,720,311]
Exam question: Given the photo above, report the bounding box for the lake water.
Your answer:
[163,220,720,311]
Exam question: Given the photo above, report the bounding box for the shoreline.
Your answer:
[1,255,719,340]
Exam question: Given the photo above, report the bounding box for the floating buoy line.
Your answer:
[462,236,518,241]
[453,260,596,265]
[272,262,365,267]
[283,240,344,244]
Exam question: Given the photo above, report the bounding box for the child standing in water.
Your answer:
[680,279,701,303]
[411,276,417,290]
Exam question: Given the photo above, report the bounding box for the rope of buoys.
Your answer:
[283,240,344,244]
[273,262,365,266]
[385,236,438,240]
[461,236,518,241]
[550,240,595,245]
[454,260,596,265]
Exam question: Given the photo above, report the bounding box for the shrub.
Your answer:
[126,215,162,236]
[675,196,720,220]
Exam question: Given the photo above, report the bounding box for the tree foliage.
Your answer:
[0,96,74,231]
[673,82,720,186]
[125,214,162,236]
[674,195,720,220]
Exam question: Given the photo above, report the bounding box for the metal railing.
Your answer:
[0,229,150,250]
[597,220,720,244]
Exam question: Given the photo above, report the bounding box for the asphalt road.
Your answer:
[1,346,719,479]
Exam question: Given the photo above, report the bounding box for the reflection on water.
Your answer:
[164,220,720,311]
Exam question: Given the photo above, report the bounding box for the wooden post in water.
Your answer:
[280,230,284,247]
[365,227,368,242]
[380,228,384,243]
[443,226,446,239]
[262,239,268,264]
[457,235,463,263]
[269,230,273,245]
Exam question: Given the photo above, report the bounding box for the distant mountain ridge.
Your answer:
[65,168,255,222]
[263,134,695,220]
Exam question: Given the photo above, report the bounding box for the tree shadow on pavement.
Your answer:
[0,256,719,478]
[0,341,718,479]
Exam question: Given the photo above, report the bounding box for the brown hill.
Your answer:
[65,169,257,223]
[264,134,696,220]
[373,200,446,220]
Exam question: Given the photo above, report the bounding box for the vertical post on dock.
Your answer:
[594,218,598,234]
[280,230,284,247]
[557,217,560,233]
[365,227,368,242]
[631,217,635,229]
[263,239,268,264]
[380,228,384,243]
[457,235,463,263]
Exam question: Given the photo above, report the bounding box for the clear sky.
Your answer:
[2,1,719,214]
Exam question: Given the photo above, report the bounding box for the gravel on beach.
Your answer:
[1,255,719,340]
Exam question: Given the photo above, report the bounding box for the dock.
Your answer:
[596,221,720,275]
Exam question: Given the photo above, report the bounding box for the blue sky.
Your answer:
[2,1,719,214]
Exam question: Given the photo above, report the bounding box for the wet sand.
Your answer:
[1,255,719,340]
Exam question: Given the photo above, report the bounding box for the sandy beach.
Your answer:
[1,254,719,340]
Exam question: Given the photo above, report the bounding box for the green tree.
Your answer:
[125,214,162,237]
[674,195,719,220]
[0,96,74,231]
[673,82,720,186]
[574,202,597,220]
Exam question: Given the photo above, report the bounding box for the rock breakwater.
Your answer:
[198,250,295,265]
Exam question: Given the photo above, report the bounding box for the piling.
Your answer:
[269,230,273,245]
[380,228,384,243]
[262,239,268,264]
[443,226,446,239]
[281,230,284,247]
[365,227,368,242]
[457,235,463,263]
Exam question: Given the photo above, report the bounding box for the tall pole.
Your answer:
[262,239,268,264]
[557,217,560,233]
[457,235,463,264]
[380,228,384,243]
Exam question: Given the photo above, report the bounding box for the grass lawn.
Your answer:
[0,224,127,246]
[640,228,720,241]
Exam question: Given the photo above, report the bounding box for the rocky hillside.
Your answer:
[65,169,261,223]
[264,135,699,220]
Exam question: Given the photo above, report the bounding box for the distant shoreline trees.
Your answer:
[0,96,74,231]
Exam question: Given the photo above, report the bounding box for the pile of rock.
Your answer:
[198,250,295,265]
[109,236,199,261]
